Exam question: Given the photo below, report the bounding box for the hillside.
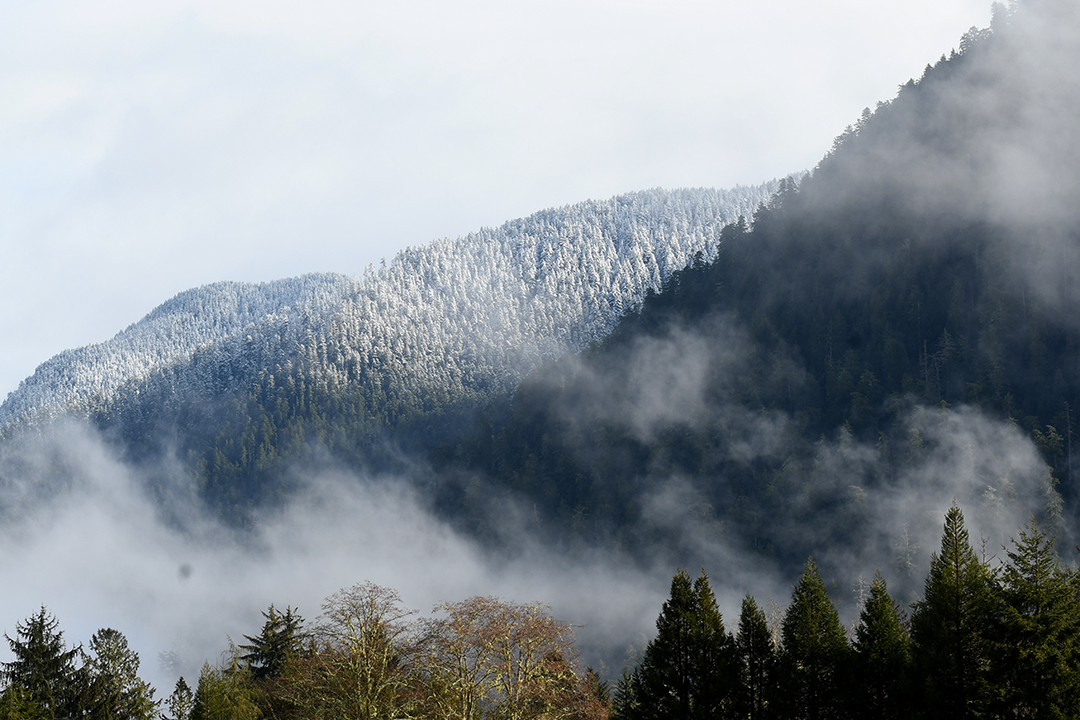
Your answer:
[0,185,779,517]
[431,0,1080,585]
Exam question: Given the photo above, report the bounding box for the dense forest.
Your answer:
[4,1,1080,717]
[3,506,1078,719]
[428,0,1080,577]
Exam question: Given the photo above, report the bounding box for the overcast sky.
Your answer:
[0,0,992,400]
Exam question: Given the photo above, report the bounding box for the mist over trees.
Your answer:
[2,0,1080,717]
[2,507,1077,718]
[433,0,1080,582]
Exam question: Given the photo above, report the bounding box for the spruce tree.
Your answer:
[77,628,157,720]
[777,558,849,720]
[238,605,305,682]
[629,569,735,720]
[909,504,995,719]
[851,572,911,719]
[990,519,1080,717]
[0,607,79,720]
[689,572,735,719]
[162,678,194,720]
[734,594,775,720]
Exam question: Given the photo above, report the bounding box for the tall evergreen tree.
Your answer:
[777,558,849,720]
[0,607,79,720]
[851,572,911,719]
[733,594,775,720]
[77,628,157,720]
[909,504,995,719]
[628,569,735,720]
[688,572,735,719]
[990,519,1080,717]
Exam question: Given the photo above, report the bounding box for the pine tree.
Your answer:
[990,519,1080,717]
[628,569,735,720]
[238,605,305,682]
[689,572,735,718]
[77,628,157,720]
[0,607,79,720]
[909,504,995,719]
[733,594,775,720]
[0,685,47,720]
[851,572,911,719]
[162,678,194,720]
[777,558,849,720]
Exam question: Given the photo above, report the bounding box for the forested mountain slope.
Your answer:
[0,185,778,515]
[436,0,1080,580]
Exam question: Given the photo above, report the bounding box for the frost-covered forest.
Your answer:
[0,185,777,435]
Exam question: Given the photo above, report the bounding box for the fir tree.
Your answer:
[77,628,157,720]
[733,594,775,720]
[689,572,735,718]
[990,519,1080,717]
[909,504,995,719]
[161,678,194,720]
[851,572,911,719]
[0,607,79,720]
[777,558,849,720]
[628,569,735,720]
[238,605,305,682]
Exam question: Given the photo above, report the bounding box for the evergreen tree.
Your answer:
[0,686,46,720]
[777,558,849,720]
[688,572,735,718]
[989,519,1080,717]
[161,678,194,720]
[238,606,305,682]
[77,628,157,720]
[733,594,775,720]
[189,654,260,720]
[851,572,911,719]
[909,504,995,719]
[628,569,735,720]
[0,607,79,720]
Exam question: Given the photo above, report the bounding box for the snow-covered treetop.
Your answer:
[0,184,783,433]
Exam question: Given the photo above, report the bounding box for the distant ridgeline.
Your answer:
[438,0,1080,571]
[4,0,1079,577]
[0,186,778,518]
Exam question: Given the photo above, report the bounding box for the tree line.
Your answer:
[613,505,1080,719]
[3,505,1078,719]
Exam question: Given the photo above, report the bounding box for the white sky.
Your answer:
[0,0,992,401]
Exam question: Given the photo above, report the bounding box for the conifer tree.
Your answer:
[0,607,79,720]
[76,628,157,720]
[629,570,695,720]
[733,594,775,720]
[851,572,911,719]
[990,519,1080,717]
[162,678,194,720]
[909,504,995,719]
[689,572,735,718]
[777,558,849,720]
[628,569,735,720]
[238,605,305,682]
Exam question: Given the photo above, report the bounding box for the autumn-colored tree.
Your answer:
[418,595,603,720]
[279,581,417,719]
